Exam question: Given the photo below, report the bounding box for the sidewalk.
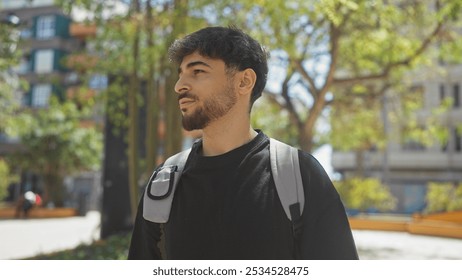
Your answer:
[0,211,101,260]
[354,229,462,259]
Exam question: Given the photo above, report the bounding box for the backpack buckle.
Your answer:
[146,165,178,200]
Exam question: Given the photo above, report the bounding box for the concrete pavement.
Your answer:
[0,211,101,260]
[354,229,462,259]
[2,211,462,260]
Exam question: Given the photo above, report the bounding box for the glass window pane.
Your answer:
[34,49,54,73]
[36,15,55,39]
[32,84,51,107]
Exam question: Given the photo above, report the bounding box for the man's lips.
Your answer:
[178,98,195,109]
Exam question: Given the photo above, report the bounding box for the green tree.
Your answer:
[10,98,102,206]
[0,158,18,201]
[334,177,397,212]
[1,14,25,135]
[210,0,462,152]
[126,0,142,225]
[328,83,389,175]
[251,96,299,147]
[58,0,205,220]
[425,182,462,213]
[1,14,25,202]
[56,0,462,221]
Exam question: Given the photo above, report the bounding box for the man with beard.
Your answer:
[128,26,358,260]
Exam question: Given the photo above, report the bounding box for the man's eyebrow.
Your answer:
[178,60,212,74]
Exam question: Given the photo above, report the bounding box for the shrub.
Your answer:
[425,182,462,214]
[27,232,131,260]
[0,158,18,201]
[334,177,397,212]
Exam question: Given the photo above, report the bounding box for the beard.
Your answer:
[181,83,237,131]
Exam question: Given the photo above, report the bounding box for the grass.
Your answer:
[27,231,131,260]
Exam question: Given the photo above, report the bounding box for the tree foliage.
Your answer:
[0,16,25,135]
[1,14,26,202]
[9,98,102,206]
[207,0,462,152]
[329,84,387,152]
[53,0,462,218]
[27,231,130,260]
[58,0,208,220]
[251,96,299,147]
[425,182,462,213]
[393,84,452,149]
[0,17,21,71]
[334,177,397,212]
[0,158,19,201]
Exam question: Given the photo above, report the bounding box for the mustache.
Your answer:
[178,93,197,101]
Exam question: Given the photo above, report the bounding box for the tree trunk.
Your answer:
[164,67,183,157]
[127,0,141,222]
[296,23,339,153]
[300,95,327,153]
[44,172,64,207]
[145,0,159,174]
[164,0,189,157]
[299,125,314,153]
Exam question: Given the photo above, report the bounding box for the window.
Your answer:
[32,84,51,107]
[20,28,32,39]
[402,125,426,151]
[454,84,460,108]
[89,74,108,90]
[403,184,427,214]
[402,140,426,151]
[12,57,30,74]
[36,15,55,39]
[439,84,445,102]
[456,129,461,152]
[34,49,54,73]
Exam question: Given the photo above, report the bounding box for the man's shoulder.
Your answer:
[296,149,339,201]
[296,149,325,170]
[267,138,319,166]
[158,139,202,167]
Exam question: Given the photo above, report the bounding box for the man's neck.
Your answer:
[200,114,257,156]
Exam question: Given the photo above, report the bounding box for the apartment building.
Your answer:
[332,63,462,214]
[0,0,81,106]
[0,0,101,212]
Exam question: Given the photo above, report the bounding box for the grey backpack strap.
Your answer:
[269,138,304,221]
[270,138,305,259]
[142,148,191,223]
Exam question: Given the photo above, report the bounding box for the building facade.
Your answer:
[0,0,102,212]
[332,64,462,214]
[1,0,81,107]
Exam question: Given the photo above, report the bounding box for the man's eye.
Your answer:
[193,69,205,74]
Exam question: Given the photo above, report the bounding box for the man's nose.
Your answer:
[174,76,191,94]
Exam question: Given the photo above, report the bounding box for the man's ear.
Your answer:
[237,68,257,96]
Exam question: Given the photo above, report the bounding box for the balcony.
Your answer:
[332,151,462,171]
[65,53,98,71]
[70,23,97,39]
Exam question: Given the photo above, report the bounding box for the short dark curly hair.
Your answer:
[168,26,269,108]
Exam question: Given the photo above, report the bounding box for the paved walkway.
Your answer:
[354,229,462,259]
[0,211,101,260]
[1,212,462,260]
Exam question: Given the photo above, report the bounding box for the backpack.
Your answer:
[142,138,305,258]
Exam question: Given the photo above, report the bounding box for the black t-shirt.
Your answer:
[128,131,358,260]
